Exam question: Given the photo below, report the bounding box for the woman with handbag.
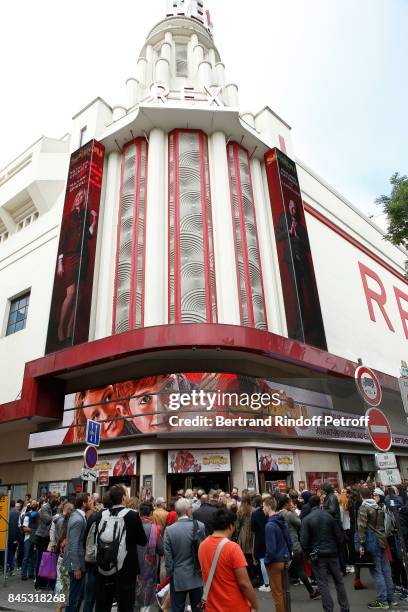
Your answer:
[135,501,164,611]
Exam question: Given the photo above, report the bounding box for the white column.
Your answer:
[250,157,285,336]
[224,83,239,107]
[155,58,171,87]
[125,78,139,108]
[139,451,167,498]
[208,48,216,66]
[94,151,121,340]
[209,132,240,324]
[198,60,212,88]
[161,41,172,63]
[144,128,167,327]
[193,43,204,73]
[215,62,226,87]
[137,58,148,86]
[261,161,288,336]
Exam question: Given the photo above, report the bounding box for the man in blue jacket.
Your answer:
[263,496,292,612]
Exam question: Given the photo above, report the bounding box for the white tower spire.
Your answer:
[166,0,210,29]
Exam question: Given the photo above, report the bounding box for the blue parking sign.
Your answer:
[86,420,101,447]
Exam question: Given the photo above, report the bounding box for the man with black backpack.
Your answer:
[95,484,147,612]
[164,497,206,611]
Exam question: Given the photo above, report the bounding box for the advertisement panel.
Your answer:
[28,372,408,450]
[168,449,231,473]
[0,494,8,551]
[94,453,137,477]
[264,147,326,349]
[306,472,339,492]
[45,140,105,353]
[258,451,294,472]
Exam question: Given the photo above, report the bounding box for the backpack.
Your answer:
[96,508,129,575]
[85,521,97,564]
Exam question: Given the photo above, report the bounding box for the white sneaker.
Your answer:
[258,585,271,592]
[346,566,355,573]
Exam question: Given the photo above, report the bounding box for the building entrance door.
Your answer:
[167,472,231,497]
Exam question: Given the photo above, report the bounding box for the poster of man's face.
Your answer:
[45,140,104,354]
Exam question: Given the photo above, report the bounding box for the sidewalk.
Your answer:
[2,569,408,612]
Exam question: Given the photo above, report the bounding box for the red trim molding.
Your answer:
[0,323,399,425]
[304,202,407,286]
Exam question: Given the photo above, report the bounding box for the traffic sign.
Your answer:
[378,468,401,486]
[86,420,101,447]
[84,445,98,469]
[355,366,382,407]
[366,408,392,452]
[375,452,397,470]
[81,467,98,482]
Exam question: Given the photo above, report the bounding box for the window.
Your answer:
[16,212,38,232]
[0,231,8,244]
[6,292,30,336]
[175,43,188,77]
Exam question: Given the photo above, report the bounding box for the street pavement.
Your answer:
[2,570,408,611]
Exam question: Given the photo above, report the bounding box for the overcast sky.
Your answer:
[1,0,406,217]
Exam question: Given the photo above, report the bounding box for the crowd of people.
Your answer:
[2,480,408,611]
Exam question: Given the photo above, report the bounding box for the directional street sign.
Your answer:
[86,420,101,447]
[81,467,98,482]
[84,445,98,469]
[366,408,392,452]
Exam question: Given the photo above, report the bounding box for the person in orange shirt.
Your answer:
[198,508,258,612]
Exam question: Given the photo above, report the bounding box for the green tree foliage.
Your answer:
[376,172,408,276]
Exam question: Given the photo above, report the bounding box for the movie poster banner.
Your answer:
[168,449,231,473]
[94,453,137,477]
[257,451,294,472]
[264,147,326,349]
[45,139,105,353]
[28,372,408,450]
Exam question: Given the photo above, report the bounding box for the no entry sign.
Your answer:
[366,408,392,452]
[84,445,98,469]
[355,365,382,407]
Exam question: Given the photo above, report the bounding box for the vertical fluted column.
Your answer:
[137,57,148,86]
[215,62,226,87]
[144,128,167,326]
[209,132,240,324]
[94,151,122,339]
[125,78,139,108]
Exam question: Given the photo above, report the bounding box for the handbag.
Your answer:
[38,551,57,581]
[200,538,229,610]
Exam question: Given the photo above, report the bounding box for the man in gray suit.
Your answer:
[164,498,206,612]
[64,493,90,612]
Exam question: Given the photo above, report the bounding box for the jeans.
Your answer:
[169,579,203,612]
[7,542,17,572]
[65,571,85,612]
[370,544,394,604]
[95,574,136,612]
[291,551,313,594]
[311,557,349,612]
[21,540,37,578]
[83,566,98,612]
[267,562,286,612]
[259,558,270,586]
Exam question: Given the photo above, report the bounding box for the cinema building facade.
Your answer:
[0,2,407,501]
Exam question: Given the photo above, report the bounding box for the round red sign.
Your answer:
[355,366,382,407]
[366,408,392,452]
[84,445,98,469]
